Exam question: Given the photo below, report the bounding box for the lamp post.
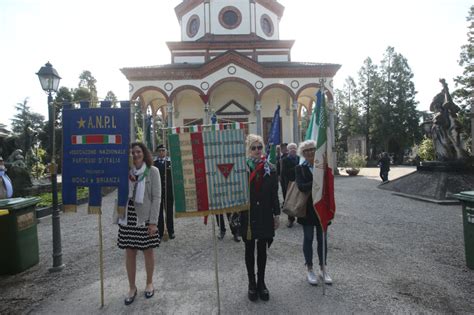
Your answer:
[36,62,64,272]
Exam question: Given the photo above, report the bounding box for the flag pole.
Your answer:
[98,209,105,307]
[162,126,169,242]
[206,101,222,315]
[319,79,327,296]
[321,230,326,296]
[211,214,221,314]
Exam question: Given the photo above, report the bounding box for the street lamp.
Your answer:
[36,62,64,272]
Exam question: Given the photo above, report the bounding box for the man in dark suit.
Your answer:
[281,143,300,227]
[154,144,175,239]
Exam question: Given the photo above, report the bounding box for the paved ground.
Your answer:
[1,166,473,314]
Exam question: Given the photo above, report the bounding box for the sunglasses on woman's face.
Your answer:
[303,148,316,153]
[251,145,263,151]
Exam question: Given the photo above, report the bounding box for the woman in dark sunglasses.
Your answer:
[240,134,280,302]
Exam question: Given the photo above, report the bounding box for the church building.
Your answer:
[121,0,340,148]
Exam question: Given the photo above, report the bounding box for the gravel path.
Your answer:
[0,167,472,314]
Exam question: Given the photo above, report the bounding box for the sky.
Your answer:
[0,0,471,129]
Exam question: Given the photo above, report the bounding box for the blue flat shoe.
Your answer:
[124,288,137,305]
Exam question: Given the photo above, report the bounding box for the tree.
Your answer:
[357,57,381,159]
[375,47,420,163]
[73,87,92,103]
[10,98,45,165]
[335,76,364,154]
[453,5,473,150]
[78,70,98,106]
[105,90,118,108]
[53,87,74,127]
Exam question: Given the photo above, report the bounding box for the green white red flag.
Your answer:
[305,90,335,232]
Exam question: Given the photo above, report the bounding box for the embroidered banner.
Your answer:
[62,101,130,215]
[169,124,249,217]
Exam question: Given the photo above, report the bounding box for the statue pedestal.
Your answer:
[379,159,474,204]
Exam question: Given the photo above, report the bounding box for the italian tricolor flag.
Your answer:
[71,134,122,145]
[305,90,336,232]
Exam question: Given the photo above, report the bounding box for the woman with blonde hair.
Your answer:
[117,142,161,305]
[240,134,280,301]
[295,140,332,286]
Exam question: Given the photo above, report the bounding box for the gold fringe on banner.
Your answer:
[88,206,102,215]
[175,204,249,218]
[63,205,77,213]
[117,206,125,216]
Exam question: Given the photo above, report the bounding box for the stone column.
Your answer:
[328,99,339,175]
[167,102,173,128]
[204,102,210,125]
[255,101,262,136]
[292,100,299,144]
[151,112,156,151]
[142,106,147,142]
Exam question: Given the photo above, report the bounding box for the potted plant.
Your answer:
[344,153,367,176]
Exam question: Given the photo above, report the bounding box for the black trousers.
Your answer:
[244,239,267,284]
[216,213,238,236]
[158,197,174,236]
[380,170,389,182]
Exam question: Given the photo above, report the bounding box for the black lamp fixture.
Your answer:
[36,62,61,93]
[36,62,64,272]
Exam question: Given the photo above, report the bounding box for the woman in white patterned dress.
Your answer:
[117,142,161,305]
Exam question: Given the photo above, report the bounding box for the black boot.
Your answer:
[257,274,269,301]
[248,275,258,301]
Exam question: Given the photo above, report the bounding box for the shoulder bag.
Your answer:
[282,181,310,218]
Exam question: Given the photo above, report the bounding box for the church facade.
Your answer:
[121,0,340,148]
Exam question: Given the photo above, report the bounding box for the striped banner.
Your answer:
[169,127,249,218]
[172,123,244,134]
[71,134,122,145]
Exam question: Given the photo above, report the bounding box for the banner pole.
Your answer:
[322,230,326,296]
[211,215,221,314]
[162,127,169,242]
[98,211,105,307]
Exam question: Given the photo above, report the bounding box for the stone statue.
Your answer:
[429,79,468,161]
[0,157,13,199]
[6,149,27,169]
[4,149,32,196]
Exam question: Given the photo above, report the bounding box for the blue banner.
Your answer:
[62,101,130,214]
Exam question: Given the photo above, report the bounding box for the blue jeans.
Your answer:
[302,224,327,268]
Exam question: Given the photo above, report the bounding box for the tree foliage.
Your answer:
[336,47,422,163]
[10,98,45,164]
[453,5,473,148]
[105,90,118,107]
[78,70,98,106]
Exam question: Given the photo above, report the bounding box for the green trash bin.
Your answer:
[454,191,474,270]
[0,197,41,275]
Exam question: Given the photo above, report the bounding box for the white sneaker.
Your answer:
[307,270,318,286]
[320,270,333,285]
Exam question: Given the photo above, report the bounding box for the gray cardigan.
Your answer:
[133,166,162,226]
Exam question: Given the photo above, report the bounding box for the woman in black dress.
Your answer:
[240,134,280,301]
[117,142,161,305]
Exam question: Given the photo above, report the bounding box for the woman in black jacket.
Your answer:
[295,140,332,286]
[240,134,280,301]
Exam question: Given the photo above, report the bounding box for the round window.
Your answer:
[261,14,274,37]
[219,6,242,29]
[187,15,200,38]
